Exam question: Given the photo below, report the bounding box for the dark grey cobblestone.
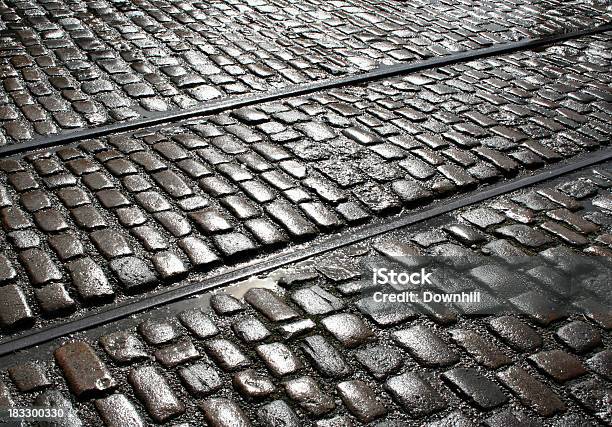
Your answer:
[128,365,185,422]
[0,2,610,419]
[497,366,566,417]
[0,34,610,335]
[0,163,609,425]
[442,367,508,410]
[0,0,610,142]
[529,350,588,383]
[7,361,50,392]
[385,372,447,418]
[94,393,146,427]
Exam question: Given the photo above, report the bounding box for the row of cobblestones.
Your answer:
[0,0,609,143]
[0,164,609,425]
[0,34,610,336]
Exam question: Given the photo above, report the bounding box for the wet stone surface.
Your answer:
[232,369,275,398]
[0,33,611,337]
[0,2,610,424]
[385,372,447,418]
[199,397,251,427]
[284,376,336,417]
[128,366,186,423]
[0,165,611,424]
[99,331,148,364]
[336,379,387,423]
[257,399,300,426]
[393,325,459,367]
[179,362,222,398]
[54,341,116,398]
[442,368,509,410]
[496,366,566,417]
[0,0,610,143]
[94,393,146,427]
[7,362,51,392]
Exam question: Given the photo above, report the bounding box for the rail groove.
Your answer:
[1,147,610,357]
[0,23,609,158]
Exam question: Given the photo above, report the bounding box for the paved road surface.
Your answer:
[0,0,610,425]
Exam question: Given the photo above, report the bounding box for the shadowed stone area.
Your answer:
[0,2,610,424]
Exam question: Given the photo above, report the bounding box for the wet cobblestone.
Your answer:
[0,0,610,143]
[0,34,610,336]
[1,163,608,424]
[0,1,610,424]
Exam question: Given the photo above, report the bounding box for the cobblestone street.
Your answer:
[0,0,610,426]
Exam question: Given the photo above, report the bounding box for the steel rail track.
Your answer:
[0,23,609,158]
[1,147,610,357]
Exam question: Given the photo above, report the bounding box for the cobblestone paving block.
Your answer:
[257,399,300,427]
[95,394,146,427]
[320,312,373,348]
[210,293,245,315]
[7,362,51,392]
[556,320,602,353]
[355,345,404,380]
[54,341,116,398]
[138,319,181,345]
[497,366,566,417]
[529,350,587,383]
[587,350,612,381]
[488,316,542,352]
[244,288,299,322]
[232,315,270,343]
[442,368,508,410]
[450,329,511,369]
[233,369,276,398]
[128,365,185,422]
[199,397,251,427]
[34,389,82,426]
[284,376,335,417]
[179,362,222,397]
[393,325,459,367]
[0,284,33,328]
[204,338,251,371]
[301,335,352,378]
[154,338,200,368]
[385,372,447,418]
[99,330,148,364]
[336,379,387,423]
[256,342,302,377]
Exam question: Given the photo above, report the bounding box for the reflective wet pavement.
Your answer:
[1,162,611,426]
[0,0,610,143]
[0,1,610,426]
[0,33,610,338]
